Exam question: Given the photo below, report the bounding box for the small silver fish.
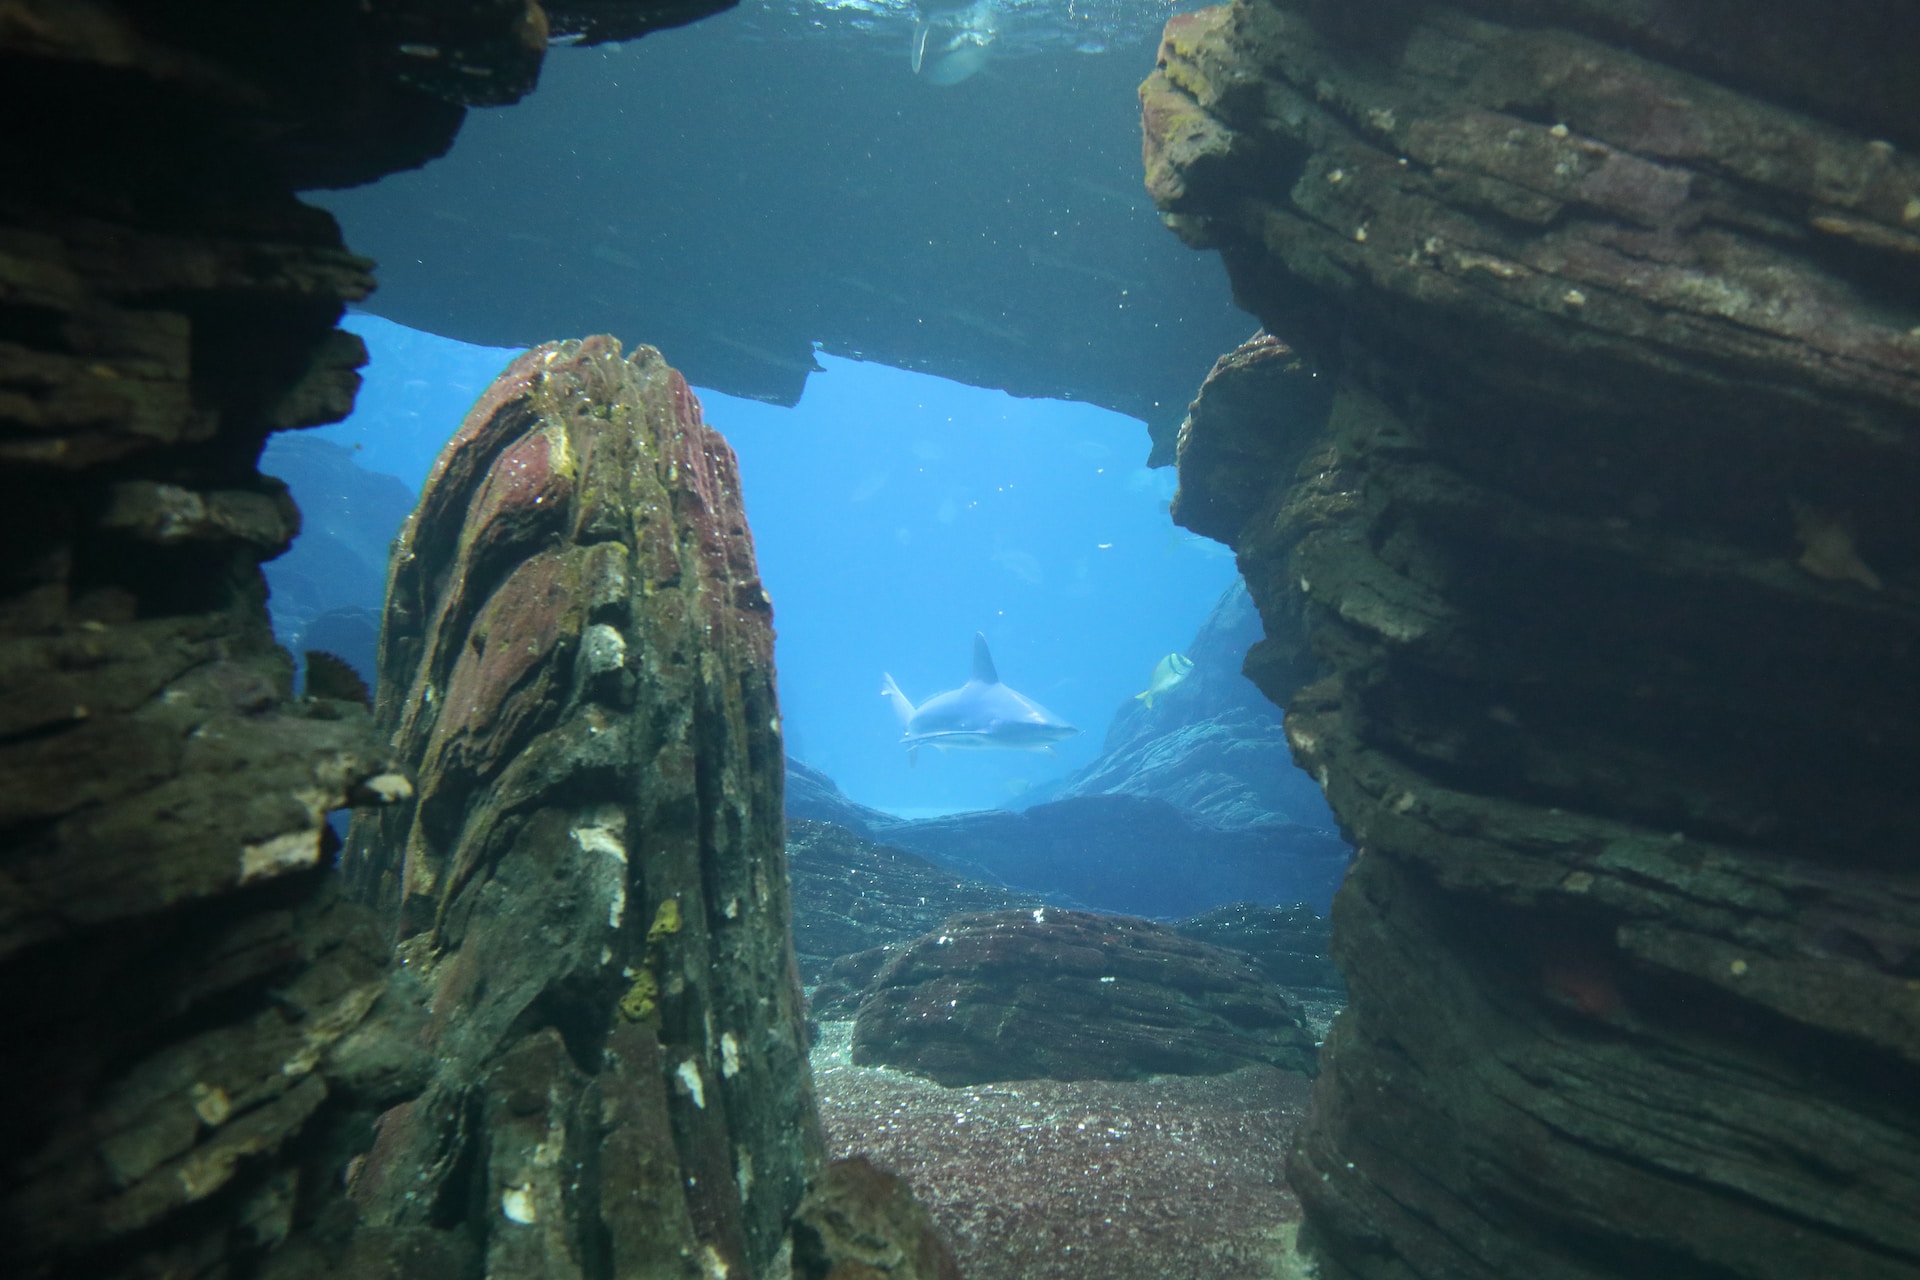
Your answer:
[1133,653,1195,709]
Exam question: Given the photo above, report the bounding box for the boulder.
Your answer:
[851,909,1317,1085]
[1175,901,1343,996]
[786,819,1040,985]
[792,1157,962,1280]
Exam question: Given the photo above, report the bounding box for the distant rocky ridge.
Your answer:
[260,435,417,699]
[787,580,1353,918]
[850,908,1320,1086]
[790,762,1348,918]
[1019,578,1337,830]
[785,820,1344,1042]
[260,435,416,660]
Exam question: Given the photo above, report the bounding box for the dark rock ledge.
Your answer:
[1143,3,1920,1279]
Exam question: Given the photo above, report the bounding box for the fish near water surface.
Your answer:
[1133,652,1194,709]
[882,632,1078,764]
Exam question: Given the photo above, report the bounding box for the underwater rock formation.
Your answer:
[1174,901,1342,996]
[0,4,733,1276]
[790,755,1349,917]
[318,21,1253,459]
[852,908,1317,1085]
[877,792,1350,918]
[789,821,1347,1027]
[786,757,897,831]
[1025,578,1338,830]
[339,336,817,1277]
[1143,3,1920,1277]
[787,818,1041,985]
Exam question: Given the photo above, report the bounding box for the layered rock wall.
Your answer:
[0,3,729,1277]
[1144,3,1920,1276]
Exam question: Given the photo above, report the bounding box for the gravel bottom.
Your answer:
[810,1021,1316,1280]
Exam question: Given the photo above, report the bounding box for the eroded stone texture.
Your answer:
[341,337,820,1278]
[792,1156,963,1280]
[1143,4,1920,1277]
[852,908,1317,1086]
[0,5,734,1275]
[1175,901,1342,996]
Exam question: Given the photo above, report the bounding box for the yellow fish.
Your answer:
[1133,653,1195,709]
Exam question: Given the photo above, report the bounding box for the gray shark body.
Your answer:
[883,633,1078,762]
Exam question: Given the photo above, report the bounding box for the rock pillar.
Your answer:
[342,337,820,1278]
[1143,3,1920,1276]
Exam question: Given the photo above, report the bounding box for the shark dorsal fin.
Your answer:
[911,19,931,73]
[971,632,1000,684]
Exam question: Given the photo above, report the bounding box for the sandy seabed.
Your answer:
[811,1022,1316,1280]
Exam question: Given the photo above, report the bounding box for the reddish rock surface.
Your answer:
[341,337,819,1278]
[1143,3,1920,1278]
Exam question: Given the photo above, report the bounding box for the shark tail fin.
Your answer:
[971,631,1000,684]
[881,673,915,727]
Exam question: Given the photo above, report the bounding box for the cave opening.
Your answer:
[265,1,1353,1275]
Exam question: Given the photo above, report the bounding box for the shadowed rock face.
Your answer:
[852,908,1318,1086]
[0,4,792,1276]
[340,336,819,1278]
[792,1156,962,1280]
[1143,3,1920,1278]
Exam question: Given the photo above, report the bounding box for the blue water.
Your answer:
[281,313,1238,817]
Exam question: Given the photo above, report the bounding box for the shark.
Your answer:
[883,632,1078,762]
